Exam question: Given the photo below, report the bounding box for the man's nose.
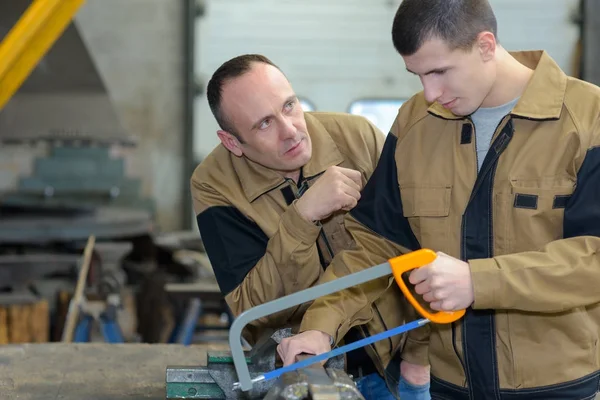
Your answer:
[422,79,443,104]
[280,116,297,139]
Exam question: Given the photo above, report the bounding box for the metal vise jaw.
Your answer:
[264,364,364,400]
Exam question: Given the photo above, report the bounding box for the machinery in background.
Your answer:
[0,0,154,343]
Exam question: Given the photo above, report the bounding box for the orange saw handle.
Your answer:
[389,249,466,324]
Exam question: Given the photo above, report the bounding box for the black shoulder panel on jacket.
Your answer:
[196,206,269,295]
[564,146,600,238]
[350,133,420,250]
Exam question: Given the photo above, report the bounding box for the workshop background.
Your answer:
[0,0,598,399]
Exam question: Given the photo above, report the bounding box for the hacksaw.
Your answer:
[230,248,466,392]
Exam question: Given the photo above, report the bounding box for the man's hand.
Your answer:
[409,251,474,311]
[276,330,332,366]
[295,166,363,222]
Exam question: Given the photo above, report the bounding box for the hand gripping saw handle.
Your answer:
[230,248,466,391]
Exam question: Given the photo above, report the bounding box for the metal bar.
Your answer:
[177,298,203,345]
[229,261,393,392]
[166,366,225,399]
[73,315,92,342]
[101,320,125,344]
[583,0,600,85]
[182,0,197,229]
[166,367,214,384]
[0,0,86,110]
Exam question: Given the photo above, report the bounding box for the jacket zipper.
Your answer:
[454,119,476,380]
[470,118,480,178]
[458,116,511,385]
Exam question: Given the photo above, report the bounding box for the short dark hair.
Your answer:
[391,0,498,56]
[206,54,280,140]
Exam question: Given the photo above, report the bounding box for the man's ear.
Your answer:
[477,31,496,62]
[217,130,243,157]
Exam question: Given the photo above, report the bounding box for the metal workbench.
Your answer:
[0,343,227,399]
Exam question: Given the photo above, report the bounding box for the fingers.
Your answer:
[276,341,287,363]
[334,173,361,211]
[277,331,332,367]
[277,338,302,366]
[334,170,361,194]
[278,340,320,366]
[340,197,359,212]
[414,280,431,295]
[430,300,455,311]
[341,176,362,194]
[336,167,363,188]
[409,267,429,285]
[284,343,304,366]
[423,290,460,311]
[340,186,361,207]
[417,280,445,305]
[422,290,437,303]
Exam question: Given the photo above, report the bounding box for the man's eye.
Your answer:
[284,101,295,111]
[259,119,271,130]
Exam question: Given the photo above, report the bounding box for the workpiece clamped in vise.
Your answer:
[165,328,358,399]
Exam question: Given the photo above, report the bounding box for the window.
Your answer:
[348,99,406,135]
[299,98,316,112]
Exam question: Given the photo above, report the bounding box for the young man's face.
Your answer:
[403,36,496,116]
[218,63,311,179]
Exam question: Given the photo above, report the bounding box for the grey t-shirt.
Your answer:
[470,97,519,171]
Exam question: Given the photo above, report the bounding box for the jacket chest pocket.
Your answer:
[499,178,576,254]
[400,185,452,252]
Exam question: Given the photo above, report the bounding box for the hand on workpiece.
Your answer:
[276,330,332,366]
[409,251,474,311]
[295,166,363,222]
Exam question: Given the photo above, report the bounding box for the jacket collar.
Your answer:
[232,112,345,202]
[428,50,567,121]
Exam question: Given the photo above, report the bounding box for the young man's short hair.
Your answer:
[392,0,498,56]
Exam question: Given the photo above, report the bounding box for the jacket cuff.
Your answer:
[469,258,501,309]
[280,200,322,245]
[401,332,430,366]
[298,306,345,344]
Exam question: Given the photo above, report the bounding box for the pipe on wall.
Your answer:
[182,0,198,229]
[582,0,600,85]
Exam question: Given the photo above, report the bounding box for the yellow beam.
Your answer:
[0,0,86,110]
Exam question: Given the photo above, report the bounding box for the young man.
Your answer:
[279,1,600,399]
[190,54,430,399]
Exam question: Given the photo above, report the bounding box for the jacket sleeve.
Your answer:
[191,180,324,331]
[363,118,386,172]
[299,132,430,366]
[470,136,600,312]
